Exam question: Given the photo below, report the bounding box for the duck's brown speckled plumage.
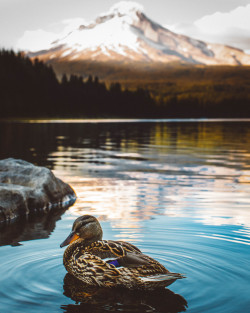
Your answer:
[61,215,184,289]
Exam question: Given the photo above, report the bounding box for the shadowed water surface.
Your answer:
[0,119,250,313]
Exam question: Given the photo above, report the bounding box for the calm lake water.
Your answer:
[0,119,250,313]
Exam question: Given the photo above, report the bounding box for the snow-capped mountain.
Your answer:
[28,1,250,65]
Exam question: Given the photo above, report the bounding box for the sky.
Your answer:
[1,0,250,52]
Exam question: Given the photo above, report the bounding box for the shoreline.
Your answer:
[1,118,250,124]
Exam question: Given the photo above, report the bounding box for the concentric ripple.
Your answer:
[128,221,250,313]
[0,245,69,312]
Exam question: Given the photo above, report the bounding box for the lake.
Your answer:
[0,119,250,313]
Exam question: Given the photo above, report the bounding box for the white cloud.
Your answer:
[195,5,250,34]
[16,29,58,51]
[166,4,250,52]
[16,18,86,52]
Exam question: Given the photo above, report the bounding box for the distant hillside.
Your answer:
[37,58,250,117]
[42,58,250,83]
[1,50,250,118]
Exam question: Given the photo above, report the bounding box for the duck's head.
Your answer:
[60,215,103,248]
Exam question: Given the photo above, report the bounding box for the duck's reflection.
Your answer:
[62,273,187,313]
[0,207,68,246]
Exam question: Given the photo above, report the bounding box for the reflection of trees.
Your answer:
[0,122,156,168]
[62,273,187,313]
[2,121,250,169]
[0,207,68,246]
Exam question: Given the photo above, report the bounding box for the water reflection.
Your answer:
[62,273,187,313]
[0,208,68,246]
[1,120,250,231]
[1,120,250,167]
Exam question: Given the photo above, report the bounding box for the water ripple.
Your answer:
[0,248,65,312]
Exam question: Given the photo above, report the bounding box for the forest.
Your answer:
[0,50,154,118]
[1,49,250,118]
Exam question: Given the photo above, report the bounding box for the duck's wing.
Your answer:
[85,241,168,274]
[84,240,141,259]
[115,240,142,253]
[117,253,160,268]
[117,253,168,274]
[116,253,185,288]
[69,251,123,287]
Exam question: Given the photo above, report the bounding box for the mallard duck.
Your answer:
[60,215,185,289]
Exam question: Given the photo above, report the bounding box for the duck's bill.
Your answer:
[60,231,79,248]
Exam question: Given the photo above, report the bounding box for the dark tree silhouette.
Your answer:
[1,49,250,118]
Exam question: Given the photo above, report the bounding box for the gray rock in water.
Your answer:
[0,158,76,223]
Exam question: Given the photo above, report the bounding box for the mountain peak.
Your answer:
[27,1,250,66]
[108,1,144,16]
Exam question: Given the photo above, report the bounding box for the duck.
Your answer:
[60,215,185,290]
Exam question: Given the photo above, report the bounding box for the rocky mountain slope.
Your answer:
[28,1,250,66]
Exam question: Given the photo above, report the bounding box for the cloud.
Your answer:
[16,18,86,52]
[16,29,58,51]
[166,4,250,53]
[195,5,250,34]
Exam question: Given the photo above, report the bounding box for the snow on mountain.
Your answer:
[51,2,144,58]
[106,1,144,16]
[27,1,250,66]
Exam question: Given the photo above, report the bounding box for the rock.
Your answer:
[0,158,76,223]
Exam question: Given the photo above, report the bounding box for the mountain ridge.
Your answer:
[27,1,250,67]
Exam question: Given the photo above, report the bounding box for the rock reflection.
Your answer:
[62,273,187,313]
[0,208,67,246]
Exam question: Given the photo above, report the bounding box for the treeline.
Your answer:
[119,65,250,118]
[1,49,250,118]
[0,50,154,118]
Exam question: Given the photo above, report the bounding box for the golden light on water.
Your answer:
[50,120,250,234]
[64,176,155,222]
[54,164,250,232]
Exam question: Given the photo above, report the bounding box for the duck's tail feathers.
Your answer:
[140,273,185,288]
[141,273,185,282]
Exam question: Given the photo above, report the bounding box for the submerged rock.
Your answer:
[0,158,76,223]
